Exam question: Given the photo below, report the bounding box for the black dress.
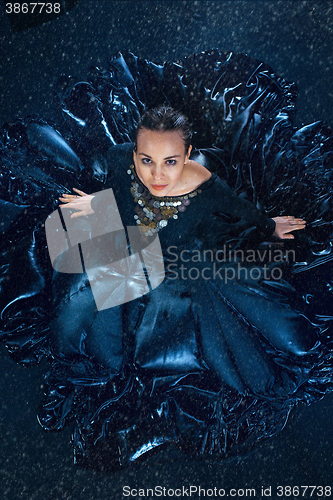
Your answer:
[1,50,333,470]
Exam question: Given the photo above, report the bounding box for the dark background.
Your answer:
[1,1,333,129]
[1,1,333,498]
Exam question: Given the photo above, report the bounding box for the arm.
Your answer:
[215,178,305,239]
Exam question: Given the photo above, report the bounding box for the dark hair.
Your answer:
[134,105,193,153]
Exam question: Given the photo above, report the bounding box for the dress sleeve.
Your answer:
[213,177,276,236]
[90,143,134,215]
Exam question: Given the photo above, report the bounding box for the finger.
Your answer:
[59,196,76,202]
[70,211,85,218]
[281,216,305,220]
[61,193,76,198]
[73,188,87,196]
[284,219,306,224]
[59,196,79,203]
[60,201,78,208]
[289,223,306,228]
[284,226,305,234]
[282,234,294,239]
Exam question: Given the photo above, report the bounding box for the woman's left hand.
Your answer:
[272,216,306,239]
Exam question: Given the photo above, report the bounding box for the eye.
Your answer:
[141,158,152,165]
[166,159,177,166]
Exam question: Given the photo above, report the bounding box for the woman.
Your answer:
[44,106,320,469]
[1,51,332,470]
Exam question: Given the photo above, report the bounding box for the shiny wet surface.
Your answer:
[2,342,333,498]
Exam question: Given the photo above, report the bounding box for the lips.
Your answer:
[151,184,168,191]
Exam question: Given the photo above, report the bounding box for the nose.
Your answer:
[151,164,164,180]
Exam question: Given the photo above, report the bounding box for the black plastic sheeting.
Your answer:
[0,50,333,470]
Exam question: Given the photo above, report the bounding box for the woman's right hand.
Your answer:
[59,188,95,218]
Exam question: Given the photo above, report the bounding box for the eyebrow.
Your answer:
[139,153,182,159]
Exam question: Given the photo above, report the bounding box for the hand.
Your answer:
[59,188,95,218]
[272,216,306,240]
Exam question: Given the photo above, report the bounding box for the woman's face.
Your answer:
[133,128,191,197]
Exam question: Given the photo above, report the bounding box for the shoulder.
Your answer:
[106,142,134,166]
[104,143,134,185]
[182,160,212,191]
